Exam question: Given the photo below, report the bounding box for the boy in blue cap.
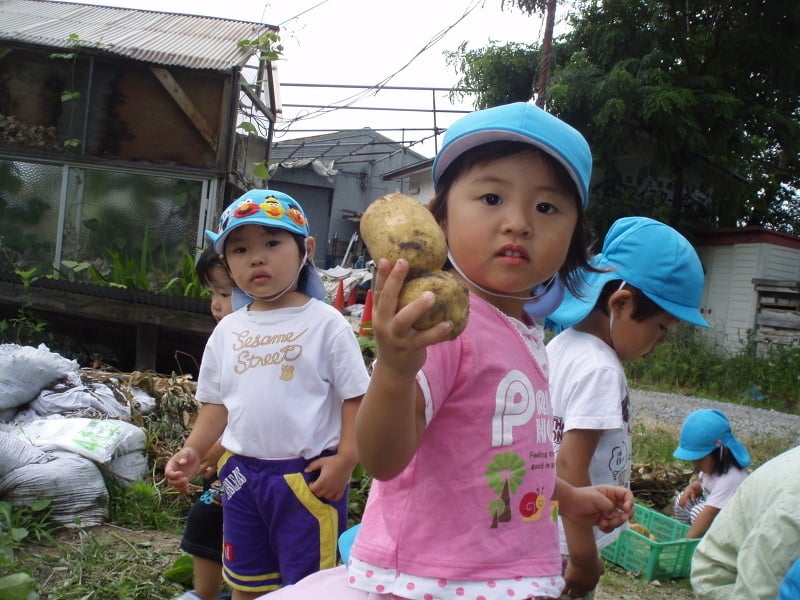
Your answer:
[165,190,370,600]
[545,216,709,599]
[672,408,750,538]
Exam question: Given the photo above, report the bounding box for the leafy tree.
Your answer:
[448,0,800,237]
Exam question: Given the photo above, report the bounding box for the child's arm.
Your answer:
[685,504,720,538]
[677,478,704,507]
[557,478,634,531]
[165,402,227,495]
[198,439,226,479]
[306,395,362,501]
[356,259,454,480]
[558,429,605,598]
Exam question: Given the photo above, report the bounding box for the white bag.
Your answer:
[0,343,79,410]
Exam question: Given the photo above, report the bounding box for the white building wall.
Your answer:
[759,245,800,280]
[697,241,800,354]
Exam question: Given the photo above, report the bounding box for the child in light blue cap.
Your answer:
[672,408,750,538]
[545,216,709,599]
[166,190,370,598]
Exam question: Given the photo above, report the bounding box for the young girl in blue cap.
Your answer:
[165,190,370,600]
[544,216,710,599]
[673,408,750,538]
[263,102,633,600]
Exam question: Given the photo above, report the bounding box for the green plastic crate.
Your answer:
[600,503,701,580]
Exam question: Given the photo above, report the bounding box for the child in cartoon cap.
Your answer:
[545,216,709,599]
[673,408,750,538]
[165,190,370,600]
[263,102,633,600]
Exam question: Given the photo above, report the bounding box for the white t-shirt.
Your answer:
[546,327,632,554]
[700,468,748,509]
[196,298,370,460]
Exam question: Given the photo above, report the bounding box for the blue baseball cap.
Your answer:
[673,409,750,468]
[432,102,592,208]
[546,216,709,329]
[206,189,326,304]
[210,189,310,255]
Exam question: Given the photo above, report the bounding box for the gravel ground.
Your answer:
[631,389,800,442]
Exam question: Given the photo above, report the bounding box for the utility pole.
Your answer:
[534,0,557,108]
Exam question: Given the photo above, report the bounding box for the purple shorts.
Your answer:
[219,453,348,594]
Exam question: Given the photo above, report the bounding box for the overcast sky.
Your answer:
[62,0,555,157]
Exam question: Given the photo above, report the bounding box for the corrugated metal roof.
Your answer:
[0,0,279,71]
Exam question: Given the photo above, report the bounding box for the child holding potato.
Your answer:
[165,190,370,600]
[262,101,633,600]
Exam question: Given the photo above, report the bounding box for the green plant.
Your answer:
[347,463,372,528]
[0,268,48,345]
[236,31,283,180]
[107,480,186,533]
[159,250,209,299]
[48,33,84,149]
[61,239,209,299]
[0,499,52,600]
[625,325,799,412]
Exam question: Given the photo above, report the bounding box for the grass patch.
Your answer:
[626,325,799,413]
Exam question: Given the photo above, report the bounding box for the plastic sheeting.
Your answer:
[0,343,79,410]
[0,344,155,527]
[0,431,108,527]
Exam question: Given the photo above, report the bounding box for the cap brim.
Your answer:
[547,265,711,330]
[547,268,621,330]
[646,297,710,328]
[673,447,711,461]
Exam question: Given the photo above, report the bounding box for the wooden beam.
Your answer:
[150,66,218,151]
[0,280,214,336]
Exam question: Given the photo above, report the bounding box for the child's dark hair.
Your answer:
[196,245,226,287]
[594,279,665,321]
[428,140,597,297]
[707,446,745,476]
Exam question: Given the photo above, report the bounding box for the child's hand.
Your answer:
[563,554,604,599]
[678,479,703,507]
[372,258,454,376]
[305,454,354,501]
[165,447,201,495]
[198,440,225,479]
[559,480,633,531]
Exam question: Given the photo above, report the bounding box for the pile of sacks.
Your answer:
[0,343,156,527]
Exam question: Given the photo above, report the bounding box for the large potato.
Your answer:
[360,192,447,276]
[397,271,470,340]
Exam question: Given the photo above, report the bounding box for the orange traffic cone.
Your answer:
[333,279,345,312]
[358,289,374,337]
[346,285,358,307]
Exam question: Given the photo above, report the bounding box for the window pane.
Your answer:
[0,160,61,271]
[63,169,203,286]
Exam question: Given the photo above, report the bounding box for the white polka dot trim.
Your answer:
[346,557,563,599]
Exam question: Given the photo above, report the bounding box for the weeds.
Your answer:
[626,325,799,412]
[0,500,53,600]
